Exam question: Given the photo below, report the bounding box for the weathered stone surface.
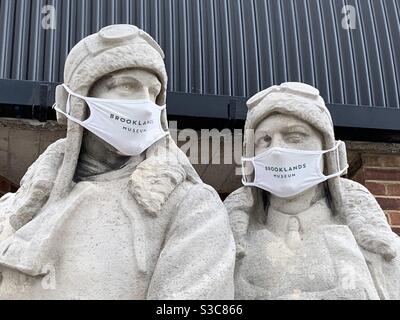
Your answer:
[225,82,400,300]
[0,24,235,300]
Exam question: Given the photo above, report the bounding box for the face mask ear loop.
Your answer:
[53,92,86,127]
[241,158,256,186]
[324,141,349,180]
[66,92,72,115]
[335,142,341,174]
[320,141,338,178]
[337,141,349,176]
[52,86,73,115]
[55,84,93,126]
[62,84,87,101]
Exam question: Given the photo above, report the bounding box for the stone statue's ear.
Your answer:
[55,85,68,126]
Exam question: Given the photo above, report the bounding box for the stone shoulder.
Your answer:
[0,139,66,232]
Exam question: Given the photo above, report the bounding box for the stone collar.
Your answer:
[266,198,337,238]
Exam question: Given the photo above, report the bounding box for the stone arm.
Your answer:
[146,184,236,300]
[340,178,398,261]
[362,242,400,300]
[0,139,65,241]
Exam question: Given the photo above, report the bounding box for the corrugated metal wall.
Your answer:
[0,0,399,108]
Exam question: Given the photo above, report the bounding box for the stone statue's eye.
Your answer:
[263,136,272,143]
[113,78,142,91]
[255,133,271,146]
[285,133,305,143]
[121,82,136,90]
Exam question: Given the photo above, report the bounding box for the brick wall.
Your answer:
[347,142,400,236]
[0,118,66,186]
[0,175,18,198]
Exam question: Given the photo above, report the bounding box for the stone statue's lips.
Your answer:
[110,114,154,127]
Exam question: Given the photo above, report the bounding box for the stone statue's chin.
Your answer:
[269,189,310,201]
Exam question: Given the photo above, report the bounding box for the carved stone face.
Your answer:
[81,68,162,159]
[89,68,162,102]
[254,113,324,156]
[253,113,325,197]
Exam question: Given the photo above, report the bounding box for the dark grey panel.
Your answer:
[0,0,399,109]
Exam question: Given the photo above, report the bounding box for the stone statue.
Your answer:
[225,82,400,300]
[0,25,235,300]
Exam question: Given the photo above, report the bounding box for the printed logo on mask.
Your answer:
[242,142,348,198]
[54,84,168,156]
[266,164,307,179]
[110,114,155,134]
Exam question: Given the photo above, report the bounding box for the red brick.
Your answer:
[364,168,400,181]
[393,227,400,236]
[365,181,387,196]
[362,154,400,168]
[375,196,400,211]
[387,183,400,196]
[351,168,365,185]
[387,211,400,226]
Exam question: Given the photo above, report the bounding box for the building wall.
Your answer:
[0,175,17,197]
[0,118,66,186]
[0,119,400,235]
[347,142,400,236]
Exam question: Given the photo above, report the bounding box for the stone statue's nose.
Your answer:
[142,109,153,117]
[270,136,286,149]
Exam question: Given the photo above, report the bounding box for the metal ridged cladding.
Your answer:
[0,0,398,108]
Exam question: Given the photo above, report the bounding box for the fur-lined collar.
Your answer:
[129,155,187,217]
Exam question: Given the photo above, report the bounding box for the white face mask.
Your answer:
[54,84,168,156]
[242,141,348,198]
